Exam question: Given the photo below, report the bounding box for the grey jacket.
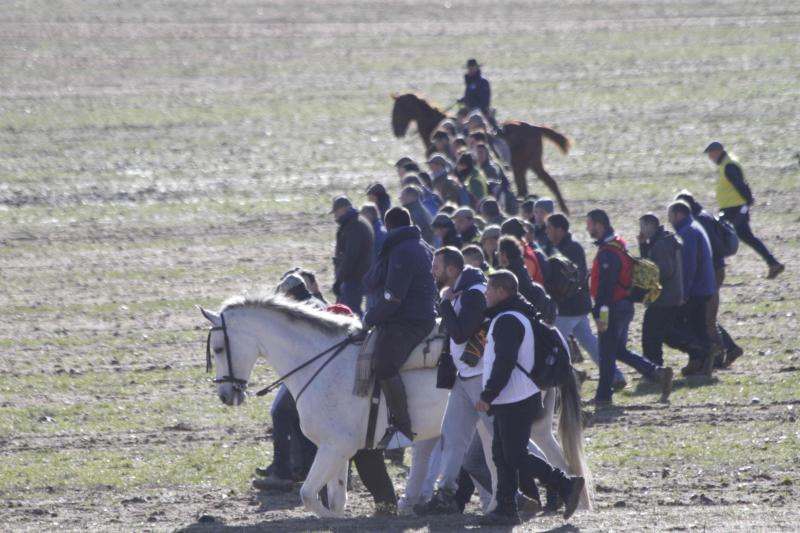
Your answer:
[641,227,684,307]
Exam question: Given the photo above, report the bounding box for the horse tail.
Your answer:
[558,372,594,510]
[538,126,572,154]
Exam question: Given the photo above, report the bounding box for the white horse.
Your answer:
[199,294,592,518]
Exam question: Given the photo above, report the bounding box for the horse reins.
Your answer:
[206,313,363,403]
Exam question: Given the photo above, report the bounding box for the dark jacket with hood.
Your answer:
[463,70,491,113]
[479,293,538,404]
[334,208,374,284]
[552,232,593,317]
[640,226,684,307]
[506,255,557,324]
[363,226,437,328]
[438,266,487,345]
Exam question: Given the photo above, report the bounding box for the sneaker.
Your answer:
[252,474,293,492]
[414,489,460,515]
[479,507,521,526]
[561,476,585,520]
[586,398,613,409]
[767,263,785,279]
[655,366,673,403]
[725,345,744,367]
[516,492,541,514]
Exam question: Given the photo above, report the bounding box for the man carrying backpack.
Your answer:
[546,213,627,390]
[586,209,674,406]
[475,270,585,525]
[675,192,744,368]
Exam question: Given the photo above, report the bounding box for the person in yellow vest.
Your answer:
[704,141,784,279]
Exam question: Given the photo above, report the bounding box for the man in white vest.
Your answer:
[415,246,494,514]
[476,270,585,525]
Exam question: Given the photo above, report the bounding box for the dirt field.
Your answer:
[1,1,799,531]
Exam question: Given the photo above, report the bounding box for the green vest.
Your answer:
[716,153,747,209]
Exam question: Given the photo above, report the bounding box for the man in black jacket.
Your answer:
[332,195,374,317]
[704,141,784,279]
[496,235,556,324]
[545,213,627,390]
[363,207,437,449]
[475,270,584,525]
[675,192,744,367]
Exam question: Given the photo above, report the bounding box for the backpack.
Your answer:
[516,313,573,389]
[605,241,662,304]
[716,217,739,257]
[545,253,581,304]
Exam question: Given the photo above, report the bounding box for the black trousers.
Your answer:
[491,393,560,510]
[352,450,396,508]
[666,296,710,362]
[721,206,777,265]
[373,318,436,380]
[642,305,679,366]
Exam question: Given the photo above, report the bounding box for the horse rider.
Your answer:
[703,141,784,279]
[362,206,437,449]
[458,59,494,128]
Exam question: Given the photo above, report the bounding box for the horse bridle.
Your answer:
[205,312,248,392]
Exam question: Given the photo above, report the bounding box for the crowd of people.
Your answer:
[248,60,785,525]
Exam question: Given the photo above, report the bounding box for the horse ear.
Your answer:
[197,305,221,327]
[390,93,397,100]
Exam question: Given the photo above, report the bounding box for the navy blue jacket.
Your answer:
[462,70,491,113]
[592,230,623,318]
[672,216,716,298]
[371,218,388,264]
[363,226,437,327]
[438,266,487,344]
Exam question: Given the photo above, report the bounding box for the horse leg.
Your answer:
[326,460,349,515]
[530,389,570,472]
[299,446,347,518]
[476,416,498,513]
[531,159,569,215]
[512,156,529,198]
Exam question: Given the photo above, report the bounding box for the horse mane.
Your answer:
[221,293,360,335]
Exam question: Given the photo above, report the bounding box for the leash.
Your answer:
[255,333,363,401]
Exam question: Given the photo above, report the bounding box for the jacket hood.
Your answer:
[381,225,422,255]
[485,293,534,319]
[454,265,487,292]
[672,215,694,233]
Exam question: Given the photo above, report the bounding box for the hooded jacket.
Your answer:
[363,226,437,327]
[673,216,716,298]
[334,208,374,283]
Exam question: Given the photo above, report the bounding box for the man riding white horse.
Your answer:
[362,206,437,449]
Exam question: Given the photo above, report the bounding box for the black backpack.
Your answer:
[545,253,581,304]
[716,217,739,257]
[516,313,573,389]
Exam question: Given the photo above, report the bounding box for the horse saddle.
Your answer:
[352,319,445,397]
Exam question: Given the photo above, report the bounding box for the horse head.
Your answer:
[391,93,421,137]
[199,306,260,407]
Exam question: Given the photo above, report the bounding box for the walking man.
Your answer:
[704,141,784,278]
[586,209,673,405]
[363,207,437,449]
[476,270,585,525]
[332,195,374,317]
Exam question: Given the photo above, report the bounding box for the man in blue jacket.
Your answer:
[665,201,717,377]
[363,207,437,449]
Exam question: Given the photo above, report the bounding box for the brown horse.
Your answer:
[391,93,571,214]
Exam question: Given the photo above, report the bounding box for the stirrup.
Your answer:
[376,426,414,450]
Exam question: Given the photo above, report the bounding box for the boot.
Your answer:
[681,358,705,376]
[376,376,415,450]
[478,501,521,526]
[542,485,560,514]
[654,366,673,403]
[551,472,585,520]
[767,262,785,279]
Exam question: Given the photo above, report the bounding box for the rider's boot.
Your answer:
[376,375,415,450]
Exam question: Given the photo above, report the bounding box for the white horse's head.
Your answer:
[199,306,260,407]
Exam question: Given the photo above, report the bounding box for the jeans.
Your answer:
[270,385,316,479]
[721,206,777,265]
[596,300,659,402]
[337,280,365,318]
[641,305,679,366]
[555,314,625,384]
